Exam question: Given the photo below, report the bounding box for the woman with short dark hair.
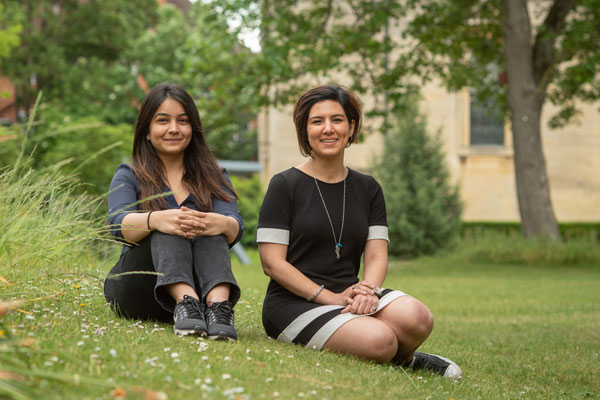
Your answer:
[257,85,461,377]
[104,82,242,341]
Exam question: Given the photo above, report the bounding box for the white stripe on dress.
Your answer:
[256,228,290,245]
[306,290,407,349]
[278,305,344,343]
[306,312,363,349]
[278,290,408,350]
[367,225,389,241]
[377,290,406,309]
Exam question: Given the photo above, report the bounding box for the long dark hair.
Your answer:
[131,82,235,211]
[293,85,362,157]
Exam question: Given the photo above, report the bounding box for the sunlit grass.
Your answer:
[1,164,599,398]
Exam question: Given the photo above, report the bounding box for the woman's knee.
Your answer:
[193,234,228,245]
[324,320,398,362]
[366,327,398,362]
[403,297,434,338]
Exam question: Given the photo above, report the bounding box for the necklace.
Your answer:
[310,160,346,259]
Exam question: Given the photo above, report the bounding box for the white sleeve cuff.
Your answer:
[367,225,389,242]
[256,228,290,245]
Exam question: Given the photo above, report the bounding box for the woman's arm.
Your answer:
[120,208,199,243]
[341,239,388,314]
[133,208,240,244]
[108,165,144,241]
[178,207,240,244]
[119,212,152,243]
[362,238,388,287]
[210,171,244,246]
[259,243,365,306]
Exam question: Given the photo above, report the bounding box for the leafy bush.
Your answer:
[374,102,462,258]
[230,174,263,248]
[34,114,133,196]
[0,111,133,198]
[462,221,600,243]
[450,232,600,265]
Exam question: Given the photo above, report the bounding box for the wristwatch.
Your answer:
[373,287,383,299]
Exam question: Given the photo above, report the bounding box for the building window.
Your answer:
[470,93,504,146]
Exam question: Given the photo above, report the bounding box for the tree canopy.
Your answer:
[226,0,599,239]
[0,2,21,64]
[0,0,264,219]
[2,0,261,161]
[239,0,599,125]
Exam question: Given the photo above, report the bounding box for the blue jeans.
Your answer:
[104,232,240,322]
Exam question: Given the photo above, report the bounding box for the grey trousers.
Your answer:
[104,232,240,322]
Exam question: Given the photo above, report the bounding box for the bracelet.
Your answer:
[147,211,153,231]
[307,284,324,302]
[373,287,383,299]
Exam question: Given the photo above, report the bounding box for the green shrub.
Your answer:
[374,102,462,258]
[461,221,600,243]
[32,112,133,197]
[0,112,133,198]
[230,174,263,248]
[450,232,600,265]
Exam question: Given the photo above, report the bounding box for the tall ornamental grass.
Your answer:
[0,100,109,397]
[0,161,108,398]
[0,164,104,273]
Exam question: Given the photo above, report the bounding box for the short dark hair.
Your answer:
[293,85,362,157]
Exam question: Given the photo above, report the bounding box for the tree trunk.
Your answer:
[501,0,561,241]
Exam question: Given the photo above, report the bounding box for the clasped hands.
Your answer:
[152,206,228,239]
[339,280,381,315]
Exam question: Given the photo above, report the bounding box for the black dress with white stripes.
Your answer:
[257,167,406,350]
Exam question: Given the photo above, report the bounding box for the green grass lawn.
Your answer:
[2,248,598,399]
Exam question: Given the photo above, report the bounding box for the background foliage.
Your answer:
[228,0,600,130]
[230,174,263,248]
[1,0,157,122]
[0,2,21,65]
[0,0,262,201]
[0,1,265,238]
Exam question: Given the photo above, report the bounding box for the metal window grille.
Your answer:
[470,96,504,146]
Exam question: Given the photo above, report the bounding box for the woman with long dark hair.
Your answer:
[104,82,242,341]
[257,85,461,377]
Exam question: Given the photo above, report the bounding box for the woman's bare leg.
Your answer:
[322,317,399,362]
[374,296,434,365]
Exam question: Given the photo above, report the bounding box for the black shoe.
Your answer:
[173,295,207,337]
[409,352,462,378]
[205,300,237,342]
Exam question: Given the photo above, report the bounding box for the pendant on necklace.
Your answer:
[335,243,342,259]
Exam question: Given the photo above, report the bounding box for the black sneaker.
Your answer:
[409,352,462,378]
[205,300,237,342]
[173,295,207,337]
